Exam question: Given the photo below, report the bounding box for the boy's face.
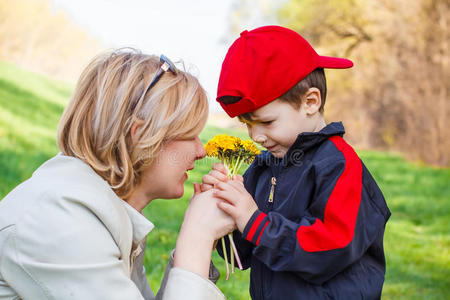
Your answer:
[241,98,321,158]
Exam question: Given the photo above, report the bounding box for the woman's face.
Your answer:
[138,136,206,201]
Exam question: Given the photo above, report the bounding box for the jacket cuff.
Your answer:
[162,268,225,300]
[156,250,221,300]
[208,261,220,284]
[168,250,220,284]
[242,210,269,246]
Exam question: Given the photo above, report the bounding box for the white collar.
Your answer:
[122,200,155,246]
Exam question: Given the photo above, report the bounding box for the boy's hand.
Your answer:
[201,163,228,192]
[201,163,244,192]
[213,180,258,233]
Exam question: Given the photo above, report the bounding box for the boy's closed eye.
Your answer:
[260,120,273,125]
[240,119,274,126]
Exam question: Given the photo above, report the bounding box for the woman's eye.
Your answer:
[261,121,273,125]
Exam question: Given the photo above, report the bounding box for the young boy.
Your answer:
[203,26,391,299]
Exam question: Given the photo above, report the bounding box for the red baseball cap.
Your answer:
[217,25,354,117]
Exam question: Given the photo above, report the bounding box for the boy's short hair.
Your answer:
[237,68,327,123]
[279,68,327,112]
[217,25,352,118]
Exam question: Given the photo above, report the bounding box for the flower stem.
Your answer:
[231,157,240,175]
[229,234,235,273]
[234,158,245,175]
[221,237,229,280]
[228,233,243,270]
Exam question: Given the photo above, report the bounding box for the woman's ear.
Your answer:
[303,87,322,116]
[130,120,144,144]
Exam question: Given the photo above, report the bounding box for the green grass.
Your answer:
[0,61,71,197]
[358,152,450,299]
[0,61,449,299]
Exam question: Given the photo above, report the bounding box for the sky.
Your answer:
[50,0,238,112]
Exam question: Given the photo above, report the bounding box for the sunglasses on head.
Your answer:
[140,54,178,99]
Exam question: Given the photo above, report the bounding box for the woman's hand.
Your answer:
[173,183,236,278]
[184,183,236,239]
[200,163,244,192]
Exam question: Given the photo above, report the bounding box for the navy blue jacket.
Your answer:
[218,122,391,299]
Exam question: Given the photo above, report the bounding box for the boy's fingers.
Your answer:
[200,183,214,192]
[216,181,240,194]
[212,163,229,175]
[227,179,246,192]
[210,170,228,181]
[217,199,235,217]
[213,189,237,205]
[202,174,221,186]
[234,179,248,193]
[231,174,244,182]
[214,181,230,191]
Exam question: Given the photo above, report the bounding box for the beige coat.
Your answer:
[0,154,225,300]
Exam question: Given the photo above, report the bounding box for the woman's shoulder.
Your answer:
[33,153,110,192]
[0,154,132,258]
[2,154,122,214]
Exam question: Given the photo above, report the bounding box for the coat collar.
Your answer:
[254,122,345,166]
[122,201,155,247]
[44,153,155,248]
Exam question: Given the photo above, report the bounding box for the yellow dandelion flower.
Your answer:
[204,140,219,157]
[213,134,240,152]
[204,134,260,172]
[241,140,261,155]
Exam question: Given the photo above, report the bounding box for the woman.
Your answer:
[0,49,232,299]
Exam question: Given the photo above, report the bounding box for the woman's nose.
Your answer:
[195,138,206,160]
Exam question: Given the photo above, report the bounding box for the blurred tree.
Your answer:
[230,0,449,166]
[279,0,371,56]
[228,0,281,39]
[0,0,102,81]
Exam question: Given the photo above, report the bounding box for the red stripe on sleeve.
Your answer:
[246,212,267,242]
[256,220,269,246]
[297,136,363,252]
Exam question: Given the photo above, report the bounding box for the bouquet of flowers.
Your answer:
[204,134,261,279]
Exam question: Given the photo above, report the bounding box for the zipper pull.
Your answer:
[268,177,277,203]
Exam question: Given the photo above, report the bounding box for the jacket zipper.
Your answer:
[268,161,282,204]
[268,177,276,203]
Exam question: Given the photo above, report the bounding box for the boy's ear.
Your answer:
[302,87,322,116]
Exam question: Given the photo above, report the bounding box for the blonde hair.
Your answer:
[57,48,208,199]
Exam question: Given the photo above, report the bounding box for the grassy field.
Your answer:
[0,61,449,299]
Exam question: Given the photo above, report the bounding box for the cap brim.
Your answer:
[318,56,353,69]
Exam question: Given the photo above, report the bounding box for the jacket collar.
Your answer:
[255,122,345,166]
[47,153,155,248]
[122,201,155,247]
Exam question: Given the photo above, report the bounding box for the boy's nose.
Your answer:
[251,133,267,145]
[249,127,267,145]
